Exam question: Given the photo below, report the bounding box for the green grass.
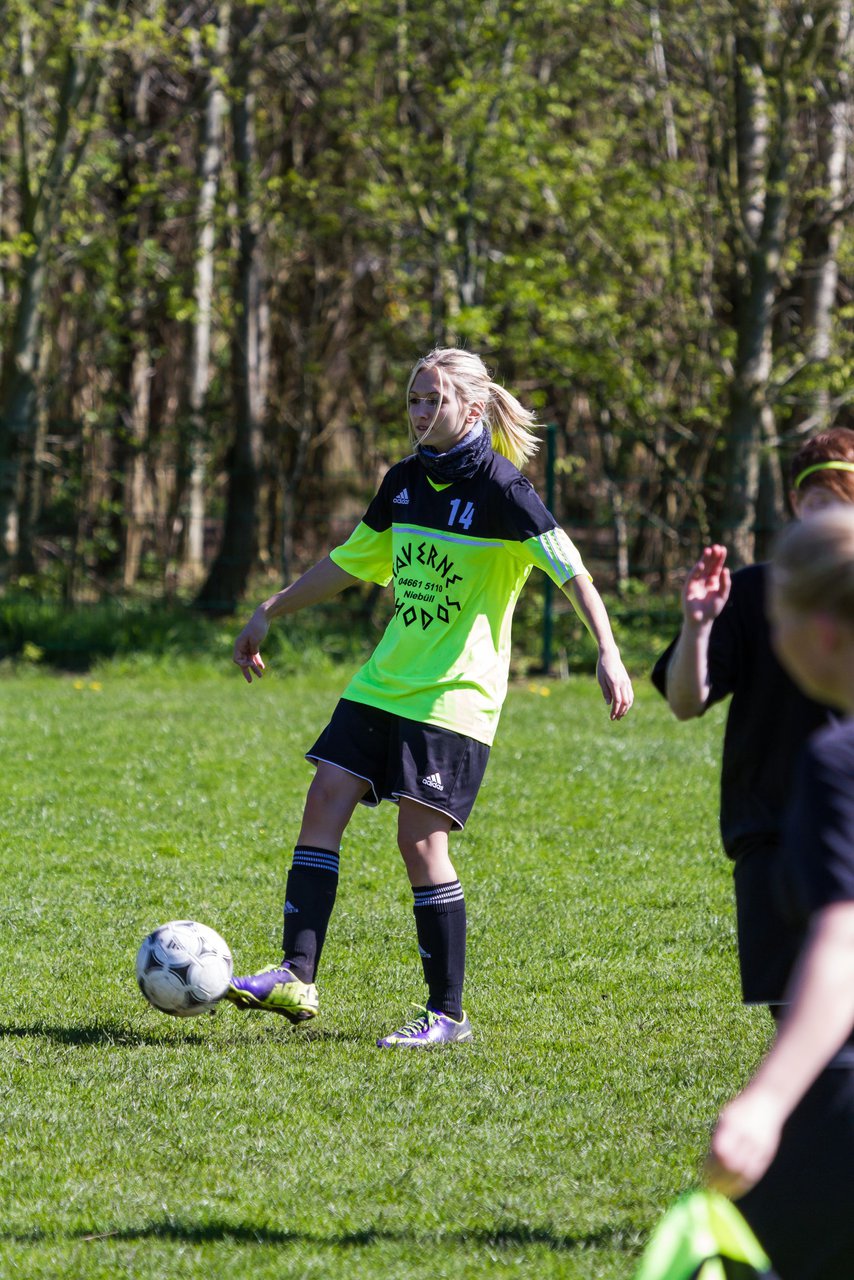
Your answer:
[0,669,771,1279]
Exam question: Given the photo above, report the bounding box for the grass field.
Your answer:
[0,666,772,1279]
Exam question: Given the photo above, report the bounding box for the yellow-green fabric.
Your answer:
[632,1190,772,1280]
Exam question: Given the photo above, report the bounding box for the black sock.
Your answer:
[412,880,466,1020]
[281,846,339,982]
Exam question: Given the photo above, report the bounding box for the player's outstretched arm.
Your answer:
[705,900,854,1198]
[664,544,731,720]
[562,575,634,720]
[233,556,361,683]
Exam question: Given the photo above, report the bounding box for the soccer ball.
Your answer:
[135,920,233,1017]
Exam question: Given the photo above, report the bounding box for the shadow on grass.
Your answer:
[1,1021,174,1048]
[0,1020,370,1048]
[3,1217,644,1252]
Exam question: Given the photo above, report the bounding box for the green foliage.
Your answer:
[0,592,381,673]
[1,0,852,596]
[0,584,677,678]
[0,673,768,1278]
[0,595,227,670]
[509,583,681,677]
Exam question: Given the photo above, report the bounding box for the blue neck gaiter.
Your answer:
[417,421,492,484]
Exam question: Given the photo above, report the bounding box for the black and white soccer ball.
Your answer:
[135,920,233,1017]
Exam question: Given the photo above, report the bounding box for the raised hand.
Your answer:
[682,544,731,629]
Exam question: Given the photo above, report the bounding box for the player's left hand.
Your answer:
[597,651,634,720]
[704,1088,785,1199]
[233,608,270,683]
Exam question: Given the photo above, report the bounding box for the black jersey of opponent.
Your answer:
[781,719,854,1058]
[652,564,834,857]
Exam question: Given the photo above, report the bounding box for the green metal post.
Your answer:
[542,423,556,675]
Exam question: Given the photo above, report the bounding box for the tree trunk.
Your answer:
[0,246,46,559]
[797,0,852,433]
[723,267,777,565]
[720,10,790,565]
[122,346,154,589]
[184,2,230,582]
[649,5,679,163]
[0,1,99,572]
[195,5,266,614]
[110,54,156,591]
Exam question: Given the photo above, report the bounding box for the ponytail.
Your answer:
[487,381,539,470]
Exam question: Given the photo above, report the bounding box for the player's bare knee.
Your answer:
[397,838,454,888]
[304,769,364,825]
[397,841,430,882]
[397,832,423,863]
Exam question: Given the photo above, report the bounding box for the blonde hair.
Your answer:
[405,348,539,470]
[772,506,854,625]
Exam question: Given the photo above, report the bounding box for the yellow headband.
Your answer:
[794,460,854,490]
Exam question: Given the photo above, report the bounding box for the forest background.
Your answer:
[0,0,852,642]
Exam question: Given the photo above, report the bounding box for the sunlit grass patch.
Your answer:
[0,673,769,1279]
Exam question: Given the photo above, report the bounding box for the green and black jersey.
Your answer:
[330,449,589,745]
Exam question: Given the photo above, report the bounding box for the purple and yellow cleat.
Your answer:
[226,963,319,1024]
[377,1005,472,1048]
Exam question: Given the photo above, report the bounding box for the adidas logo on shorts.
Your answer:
[393,488,410,504]
[421,772,444,791]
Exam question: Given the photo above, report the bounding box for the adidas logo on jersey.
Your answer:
[393,488,410,504]
[421,772,444,791]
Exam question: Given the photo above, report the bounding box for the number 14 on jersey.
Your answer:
[448,499,475,529]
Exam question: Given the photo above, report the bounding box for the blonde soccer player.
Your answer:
[226,347,633,1047]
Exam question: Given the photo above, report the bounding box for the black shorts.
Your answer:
[732,840,801,1005]
[738,1066,854,1279]
[305,698,490,831]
